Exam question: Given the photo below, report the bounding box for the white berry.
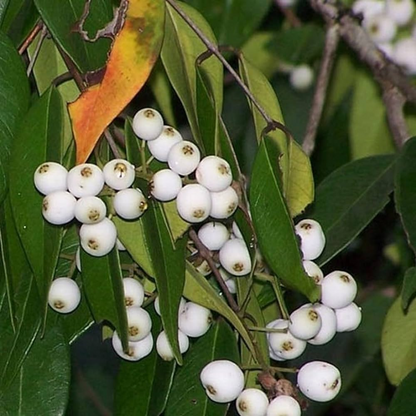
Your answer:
[295,219,326,260]
[196,156,232,192]
[74,196,106,224]
[148,125,183,161]
[236,388,269,416]
[335,302,362,332]
[34,162,68,195]
[126,306,152,342]
[168,141,201,176]
[154,296,186,317]
[198,222,230,251]
[103,159,135,190]
[79,217,117,257]
[112,330,153,361]
[297,361,341,402]
[179,301,212,337]
[290,65,314,91]
[42,191,76,225]
[289,305,322,340]
[267,395,301,416]
[132,108,164,141]
[363,14,397,44]
[116,238,126,251]
[306,303,337,345]
[352,0,385,21]
[392,37,416,75]
[321,271,357,309]
[219,238,252,276]
[113,188,147,220]
[210,186,239,219]
[176,184,211,223]
[48,277,81,313]
[150,169,182,201]
[303,260,323,284]
[156,329,189,361]
[386,0,414,26]
[123,277,145,308]
[200,360,244,403]
[67,163,105,198]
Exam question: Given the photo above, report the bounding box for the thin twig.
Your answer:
[52,72,74,88]
[302,23,340,156]
[103,128,122,159]
[19,21,43,55]
[274,0,302,27]
[26,25,48,77]
[57,45,85,91]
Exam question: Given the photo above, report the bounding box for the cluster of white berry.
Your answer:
[353,0,416,74]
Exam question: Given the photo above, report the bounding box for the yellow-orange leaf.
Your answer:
[69,0,165,164]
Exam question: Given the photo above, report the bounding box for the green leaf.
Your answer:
[124,118,143,168]
[382,296,416,385]
[0,0,10,25]
[165,319,239,416]
[115,307,176,416]
[0,320,70,416]
[0,31,30,204]
[184,263,257,358]
[9,87,65,324]
[162,201,190,243]
[250,138,319,300]
[395,137,416,256]
[142,201,186,364]
[401,267,416,311]
[34,0,113,73]
[161,1,222,151]
[309,155,396,266]
[80,248,128,348]
[387,368,416,416]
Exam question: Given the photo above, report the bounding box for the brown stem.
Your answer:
[57,45,85,91]
[52,72,74,88]
[103,128,122,159]
[26,25,48,76]
[274,0,302,27]
[19,21,43,55]
[302,23,340,156]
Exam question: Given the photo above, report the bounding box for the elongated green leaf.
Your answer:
[382,296,416,385]
[250,138,319,300]
[0,321,70,416]
[239,55,314,217]
[9,88,65,324]
[184,263,257,357]
[0,31,30,204]
[115,307,176,416]
[161,1,222,151]
[80,248,128,348]
[310,155,396,266]
[388,368,416,416]
[142,201,186,364]
[402,267,416,311]
[0,0,10,25]
[395,137,416,256]
[165,319,239,416]
[162,201,190,243]
[34,0,113,73]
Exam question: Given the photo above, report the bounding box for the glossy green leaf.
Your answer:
[9,87,65,323]
[165,319,239,416]
[0,31,30,204]
[161,1,222,151]
[401,267,416,311]
[162,201,190,243]
[115,307,176,416]
[184,263,257,357]
[124,118,142,168]
[310,155,396,266]
[1,321,70,416]
[80,248,128,348]
[0,0,10,25]
[382,296,416,385]
[250,138,319,300]
[142,201,186,364]
[387,368,416,416]
[34,0,113,73]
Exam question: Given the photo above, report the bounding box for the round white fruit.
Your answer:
[148,125,183,161]
[225,278,237,294]
[176,184,211,223]
[219,238,252,276]
[236,388,269,416]
[267,395,301,416]
[126,306,152,342]
[113,188,147,220]
[306,303,337,346]
[103,159,135,190]
[289,305,322,340]
[210,186,239,219]
[112,330,153,361]
[363,14,397,44]
[198,222,230,251]
[392,37,416,75]
[79,217,117,257]
[352,0,385,21]
[321,271,357,309]
[123,277,145,308]
[297,361,341,402]
[290,65,314,91]
[67,163,105,198]
[167,141,201,176]
[303,260,324,285]
[179,301,212,337]
[132,108,164,141]
[335,302,362,332]
[196,156,232,192]
[74,196,106,224]
[156,330,189,361]
[200,360,244,403]
[42,191,76,225]
[48,277,81,314]
[295,219,326,261]
[150,169,182,202]
[386,0,414,26]
[34,162,68,195]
